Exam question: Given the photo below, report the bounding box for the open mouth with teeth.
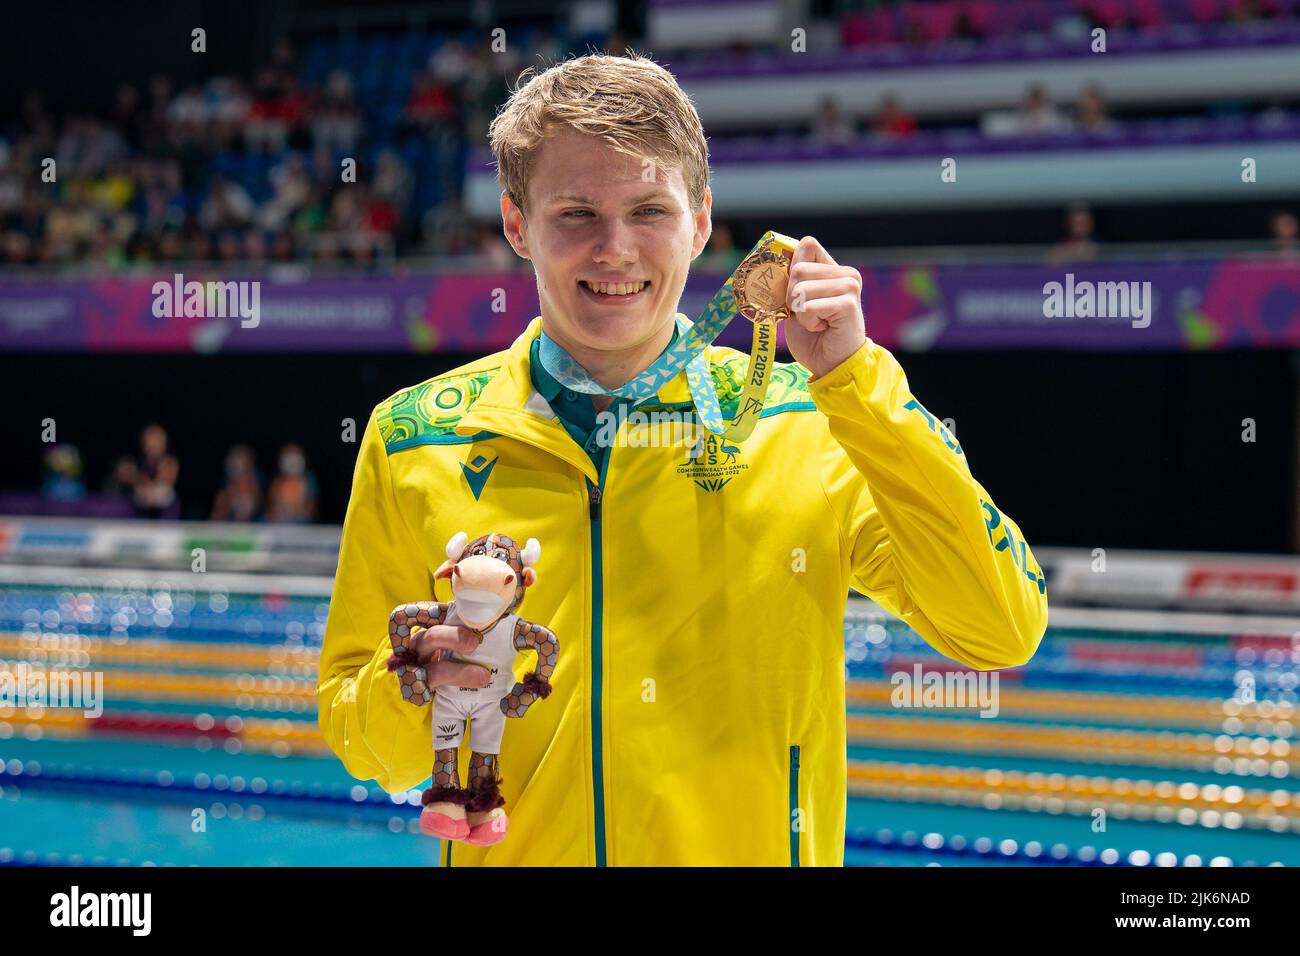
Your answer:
[578,279,651,300]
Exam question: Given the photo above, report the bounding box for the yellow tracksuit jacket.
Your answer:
[317,314,1048,866]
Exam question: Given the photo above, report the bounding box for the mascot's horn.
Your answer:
[520,538,540,567]
[445,531,469,562]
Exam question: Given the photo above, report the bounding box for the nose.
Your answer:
[591,217,637,268]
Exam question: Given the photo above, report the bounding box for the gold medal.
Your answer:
[722,232,799,442]
[732,233,797,323]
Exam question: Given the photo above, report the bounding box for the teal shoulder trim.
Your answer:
[376,367,501,454]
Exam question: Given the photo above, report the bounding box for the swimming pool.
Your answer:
[2,567,1295,866]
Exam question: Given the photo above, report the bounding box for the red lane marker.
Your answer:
[87,714,238,740]
[1069,646,1204,667]
[1233,634,1298,652]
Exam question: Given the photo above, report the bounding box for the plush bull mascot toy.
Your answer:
[385,531,558,845]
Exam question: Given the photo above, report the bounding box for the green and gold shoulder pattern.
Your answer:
[377,351,814,453]
[376,367,500,451]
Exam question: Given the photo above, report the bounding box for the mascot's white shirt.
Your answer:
[439,605,519,702]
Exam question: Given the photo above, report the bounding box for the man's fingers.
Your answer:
[789,261,860,283]
[453,626,485,653]
[788,276,861,313]
[415,624,484,657]
[428,659,490,688]
[791,235,837,266]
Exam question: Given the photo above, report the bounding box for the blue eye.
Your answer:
[639,207,666,217]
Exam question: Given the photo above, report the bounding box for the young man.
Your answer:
[318,52,1048,866]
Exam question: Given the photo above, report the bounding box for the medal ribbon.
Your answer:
[536,231,798,442]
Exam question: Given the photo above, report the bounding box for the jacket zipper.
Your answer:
[587,450,611,866]
[789,744,801,867]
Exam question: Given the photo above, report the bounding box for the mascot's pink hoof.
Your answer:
[420,807,470,841]
[464,812,509,846]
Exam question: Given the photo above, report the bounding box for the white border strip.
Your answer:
[0,562,334,597]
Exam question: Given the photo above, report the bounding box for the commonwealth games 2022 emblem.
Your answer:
[676,433,749,493]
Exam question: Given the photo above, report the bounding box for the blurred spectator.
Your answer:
[265,444,318,523]
[242,228,269,266]
[697,221,741,273]
[167,83,210,146]
[476,223,517,271]
[872,94,918,139]
[199,176,255,232]
[136,179,186,239]
[985,83,1072,137]
[270,231,297,263]
[41,444,85,503]
[1076,84,1115,133]
[429,38,473,86]
[102,456,138,496]
[421,197,475,256]
[132,424,179,520]
[245,69,310,152]
[1270,209,1298,258]
[211,444,263,522]
[112,83,148,150]
[811,96,855,144]
[208,77,251,149]
[462,44,513,145]
[245,69,285,151]
[1048,202,1100,263]
[215,230,242,262]
[259,153,311,232]
[1229,0,1285,24]
[310,232,340,264]
[1016,84,1071,135]
[373,150,414,227]
[269,37,298,79]
[403,69,458,132]
[313,70,362,153]
[143,75,173,149]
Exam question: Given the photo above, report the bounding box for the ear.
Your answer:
[522,567,537,588]
[501,191,530,260]
[434,559,455,580]
[445,531,468,561]
[689,187,713,260]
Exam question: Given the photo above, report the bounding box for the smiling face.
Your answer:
[502,129,711,365]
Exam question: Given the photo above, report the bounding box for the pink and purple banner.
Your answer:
[1,257,1297,353]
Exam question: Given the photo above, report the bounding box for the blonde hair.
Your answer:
[488,51,711,215]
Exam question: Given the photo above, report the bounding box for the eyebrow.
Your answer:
[546,191,677,207]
